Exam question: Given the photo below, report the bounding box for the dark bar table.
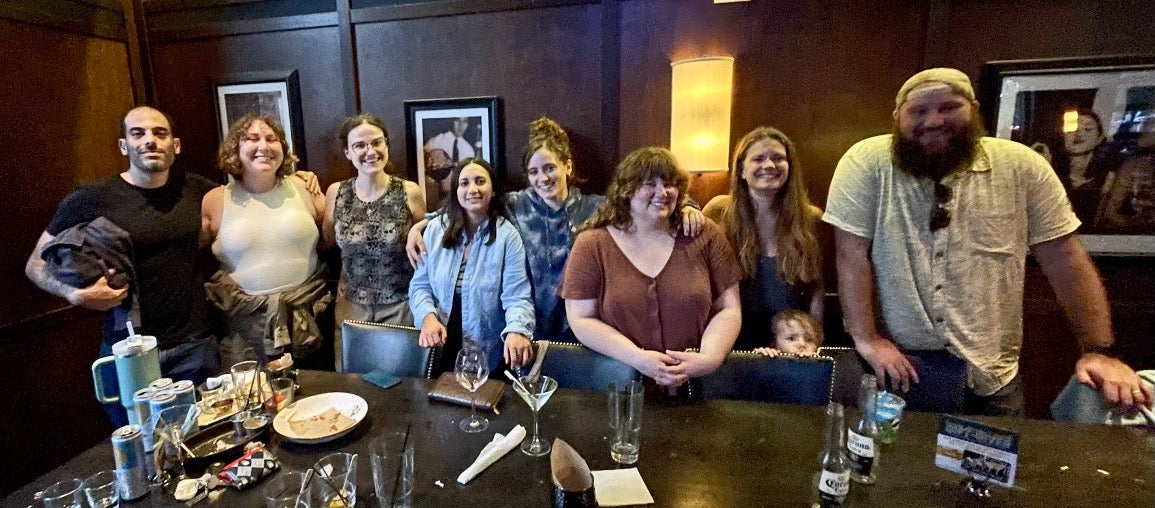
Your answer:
[6,370,1153,507]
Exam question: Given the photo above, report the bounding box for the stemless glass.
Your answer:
[516,375,558,457]
[81,470,120,507]
[455,345,490,433]
[39,478,83,508]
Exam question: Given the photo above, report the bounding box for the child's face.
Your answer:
[774,319,817,356]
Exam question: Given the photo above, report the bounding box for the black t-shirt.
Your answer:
[47,172,220,348]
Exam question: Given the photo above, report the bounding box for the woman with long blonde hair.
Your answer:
[703,127,823,351]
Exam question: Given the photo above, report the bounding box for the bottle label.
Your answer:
[818,470,850,500]
[846,430,876,475]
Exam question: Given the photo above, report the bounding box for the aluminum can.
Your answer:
[148,389,178,420]
[171,380,196,407]
[131,387,155,451]
[148,378,174,390]
[111,425,151,500]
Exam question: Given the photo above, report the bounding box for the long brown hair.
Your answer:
[217,114,298,179]
[581,147,688,233]
[441,158,503,248]
[722,127,820,286]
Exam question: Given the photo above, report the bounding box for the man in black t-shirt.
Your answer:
[26,106,221,426]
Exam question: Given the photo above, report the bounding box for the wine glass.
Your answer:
[455,345,490,433]
[515,375,558,456]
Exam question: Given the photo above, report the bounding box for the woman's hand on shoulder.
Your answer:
[406,218,431,269]
[293,170,322,196]
[503,333,533,368]
[680,206,706,237]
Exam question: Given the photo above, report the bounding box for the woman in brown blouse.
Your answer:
[560,147,742,388]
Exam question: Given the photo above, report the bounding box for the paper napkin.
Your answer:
[591,468,654,506]
[457,425,526,484]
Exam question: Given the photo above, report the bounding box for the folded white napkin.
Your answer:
[592,468,654,506]
[457,425,526,484]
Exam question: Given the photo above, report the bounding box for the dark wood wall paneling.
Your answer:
[0,4,135,495]
[354,3,607,191]
[5,1,1155,494]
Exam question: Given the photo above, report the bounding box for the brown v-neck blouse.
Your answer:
[559,221,740,352]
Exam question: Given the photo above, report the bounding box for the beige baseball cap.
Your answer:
[895,68,975,107]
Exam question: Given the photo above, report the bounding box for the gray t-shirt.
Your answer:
[823,135,1078,395]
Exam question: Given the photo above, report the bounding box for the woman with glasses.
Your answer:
[703,127,824,351]
[322,114,425,369]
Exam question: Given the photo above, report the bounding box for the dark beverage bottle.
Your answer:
[847,374,879,484]
[815,402,850,507]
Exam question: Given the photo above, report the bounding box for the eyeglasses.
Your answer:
[350,136,387,154]
[930,181,952,231]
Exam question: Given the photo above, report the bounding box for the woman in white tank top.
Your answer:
[202,114,329,366]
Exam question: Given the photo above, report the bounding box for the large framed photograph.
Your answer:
[212,69,307,169]
[979,55,1155,255]
[404,97,502,211]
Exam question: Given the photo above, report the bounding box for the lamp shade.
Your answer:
[670,56,734,173]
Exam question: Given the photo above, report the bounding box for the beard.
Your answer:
[892,113,986,181]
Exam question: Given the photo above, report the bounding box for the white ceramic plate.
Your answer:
[273,392,368,444]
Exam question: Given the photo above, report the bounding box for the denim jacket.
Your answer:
[409,215,535,369]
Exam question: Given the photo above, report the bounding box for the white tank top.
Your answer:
[212,178,318,295]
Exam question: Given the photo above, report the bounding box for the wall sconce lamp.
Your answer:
[670,56,734,173]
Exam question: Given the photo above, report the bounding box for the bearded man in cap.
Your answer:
[823,68,1150,416]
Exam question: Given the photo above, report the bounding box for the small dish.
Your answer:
[182,417,270,475]
[272,392,368,444]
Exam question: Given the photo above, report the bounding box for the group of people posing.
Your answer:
[28,67,1150,428]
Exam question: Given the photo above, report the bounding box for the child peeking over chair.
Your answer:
[753,309,822,357]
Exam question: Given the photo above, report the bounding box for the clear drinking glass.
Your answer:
[81,470,120,507]
[153,403,201,486]
[370,431,415,508]
[312,453,358,507]
[269,377,295,413]
[39,478,83,508]
[231,360,263,411]
[455,345,490,433]
[262,470,309,508]
[515,375,558,456]
[608,380,644,464]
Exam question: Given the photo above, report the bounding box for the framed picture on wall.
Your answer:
[212,69,307,169]
[404,96,502,212]
[979,55,1155,255]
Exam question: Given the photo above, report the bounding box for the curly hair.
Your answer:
[441,157,505,249]
[581,147,688,233]
[771,309,824,347]
[217,114,298,179]
[721,127,821,286]
[522,116,584,185]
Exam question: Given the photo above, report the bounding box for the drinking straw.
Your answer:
[503,370,530,395]
[391,422,412,504]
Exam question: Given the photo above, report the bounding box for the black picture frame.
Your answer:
[212,69,307,170]
[979,55,1155,255]
[404,96,502,210]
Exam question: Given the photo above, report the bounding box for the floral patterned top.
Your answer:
[334,177,414,305]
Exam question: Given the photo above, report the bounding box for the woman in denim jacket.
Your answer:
[409,158,535,373]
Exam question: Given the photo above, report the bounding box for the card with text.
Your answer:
[935,415,1019,487]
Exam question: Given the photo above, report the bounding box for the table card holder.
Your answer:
[934,415,1019,498]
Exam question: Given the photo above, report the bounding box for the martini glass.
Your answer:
[455,345,490,433]
[515,375,558,456]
